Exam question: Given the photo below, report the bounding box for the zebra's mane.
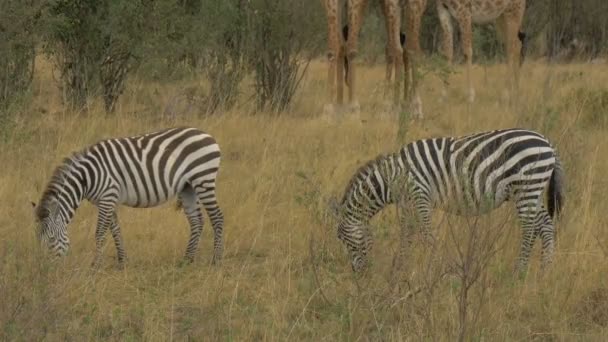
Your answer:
[36,152,84,220]
[340,153,393,205]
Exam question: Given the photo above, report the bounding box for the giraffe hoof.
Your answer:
[322,104,341,123]
[379,100,396,118]
[348,101,361,115]
[468,88,476,103]
[411,106,424,120]
[322,103,336,116]
[439,89,448,103]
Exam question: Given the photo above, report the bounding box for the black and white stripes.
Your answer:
[335,128,565,273]
[33,127,224,267]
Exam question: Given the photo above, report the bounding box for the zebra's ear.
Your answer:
[31,201,40,220]
[328,196,342,219]
[47,199,60,214]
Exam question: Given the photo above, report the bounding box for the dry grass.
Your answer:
[1,56,608,341]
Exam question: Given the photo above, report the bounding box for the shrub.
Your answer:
[0,0,40,113]
[41,0,147,112]
[247,0,324,112]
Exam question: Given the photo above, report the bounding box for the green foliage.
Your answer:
[42,0,104,109]
[472,26,503,64]
[198,1,249,114]
[137,0,210,80]
[0,0,40,114]
[41,0,147,112]
[248,0,324,112]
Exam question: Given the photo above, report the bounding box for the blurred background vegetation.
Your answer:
[1,0,607,117]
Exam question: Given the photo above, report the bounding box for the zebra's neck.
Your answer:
[39,157,88,224]
[341,153,407,224]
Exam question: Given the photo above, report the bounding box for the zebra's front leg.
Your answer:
[183,207,204,263]
[393,198,418,272]
[110,212,127,268]
[179,187,204,263]
[92,206,114,268]
[414,196,435,247]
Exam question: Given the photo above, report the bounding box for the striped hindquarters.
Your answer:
[404,129,557,212]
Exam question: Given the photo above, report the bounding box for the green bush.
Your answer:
[0,0,40,113]
[248,0,324,112]
[41,0,147,112]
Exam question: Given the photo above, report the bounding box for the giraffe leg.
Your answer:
[404,0,425,56]
[322,0,342,115]
[437,2,454,102]
[92,202,116,268]
[403,0,425,119]
[338,41,346,98]
[413,195,435,246]
[385,45,393,86]
[393,197,418,273]
[381,0,393,86]
[384,0,404,108]
[345,0,369,114]
[500,5,524,108]
[455,12,474,103]
[180,185,205,263]
[196,183,225,265]
[109,212,127,268]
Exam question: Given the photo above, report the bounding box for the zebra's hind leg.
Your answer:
[109,212,127,268]
[535,208,556,271]
[180,185,204,263]
[514,198,541,276]
[197,183,224,265]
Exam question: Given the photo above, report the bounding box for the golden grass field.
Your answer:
[1,56,608,341]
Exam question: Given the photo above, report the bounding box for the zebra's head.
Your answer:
[32,198,70,257]
[330,196,373,272]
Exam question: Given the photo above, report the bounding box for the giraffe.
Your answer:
[321,0,404,116]
[435,0,526,103]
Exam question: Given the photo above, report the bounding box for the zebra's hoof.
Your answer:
[512,267,528,280]
[181,256,195,266]
[116,260,127,270]
[91,259,102,270]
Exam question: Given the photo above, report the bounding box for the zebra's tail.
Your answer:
[548,154,565,219]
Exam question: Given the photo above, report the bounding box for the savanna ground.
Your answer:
[1,56,608,341]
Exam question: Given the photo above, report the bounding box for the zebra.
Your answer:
[331,128,565,274]
[32,127,224,268]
